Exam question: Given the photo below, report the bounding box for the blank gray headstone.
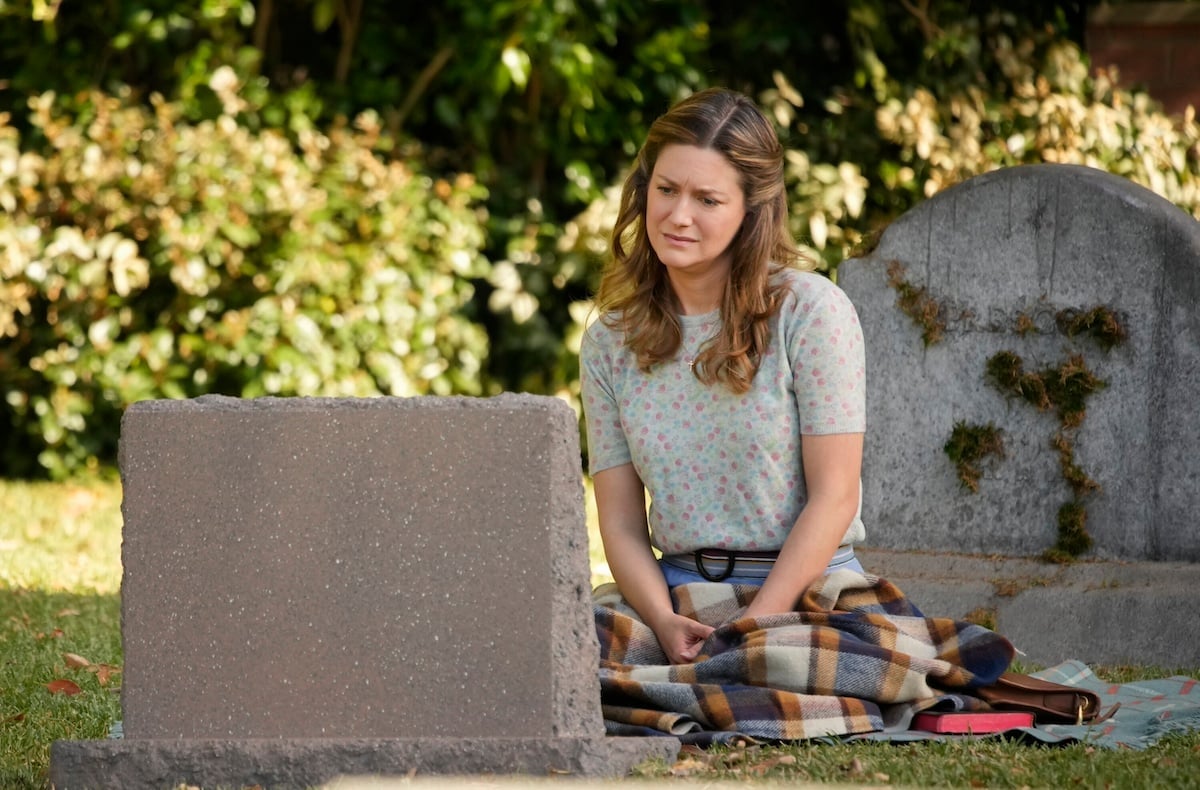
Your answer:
[51,394,679,788]
[118,394,597,739]
[839,164,1200,561]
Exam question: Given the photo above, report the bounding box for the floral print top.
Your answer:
[581,268,867,554]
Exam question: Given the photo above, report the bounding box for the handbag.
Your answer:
[975,672,1117,725]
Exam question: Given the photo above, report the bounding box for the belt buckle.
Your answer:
[694,549,735,582]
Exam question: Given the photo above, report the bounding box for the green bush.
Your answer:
[5,8,1200,479]
[552,13,1199,444]
[866,14,1200,216]
[758,12,1200,273]
[0,73,490,478]
[559,14,1200,289]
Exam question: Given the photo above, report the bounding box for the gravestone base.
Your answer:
[860,547,1200,668]
[50,735,681,789]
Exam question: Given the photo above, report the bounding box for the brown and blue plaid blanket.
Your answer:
[594,569,1015,742]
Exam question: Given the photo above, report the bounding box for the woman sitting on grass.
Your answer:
[580,87,867,665]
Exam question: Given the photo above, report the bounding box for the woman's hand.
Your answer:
[593,463,716,663]
[649,612,715,664]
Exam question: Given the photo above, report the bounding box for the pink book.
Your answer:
[911,710,1035,734]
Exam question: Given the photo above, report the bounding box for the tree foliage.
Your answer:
[0,77,488,477]
[1,1,1198,477]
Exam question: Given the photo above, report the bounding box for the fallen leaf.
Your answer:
[93,664,122,686]
[1,713,25,724]
[64,652,91,669]
[47,679,82,695]
[746,754,798,775]
[56,608,81,617]
[669,757,709,776]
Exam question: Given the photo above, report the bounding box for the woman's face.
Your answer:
[646,144,747,280]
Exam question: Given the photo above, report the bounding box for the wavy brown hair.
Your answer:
[595,87,805,393]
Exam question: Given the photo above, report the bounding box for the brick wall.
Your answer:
[1086,1,1200,116]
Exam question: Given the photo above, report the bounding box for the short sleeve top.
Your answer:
[580,268,866,554]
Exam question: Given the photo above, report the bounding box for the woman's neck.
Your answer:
[667,268,727,316]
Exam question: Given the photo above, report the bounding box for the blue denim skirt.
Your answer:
[659,544,863,588]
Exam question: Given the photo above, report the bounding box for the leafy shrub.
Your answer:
[5,8,1200,479]
[750,13,1200,276]
[553,12,1199,444]
[561,13,1200,290]
[868,15,1199,213]
[0,73,489,478]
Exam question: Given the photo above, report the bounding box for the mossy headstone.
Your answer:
[840,164,1200,561]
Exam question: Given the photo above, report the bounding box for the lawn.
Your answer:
[1,477,123,790]
[2,476,1197,789]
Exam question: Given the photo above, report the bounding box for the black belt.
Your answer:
[661,545,857,581]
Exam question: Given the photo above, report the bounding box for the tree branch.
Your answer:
[253,0,274,58]
[391,45,456,133]
[898,0,941,43]
[333,0,364,85]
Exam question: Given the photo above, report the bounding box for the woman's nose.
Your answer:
[668,198,693,226]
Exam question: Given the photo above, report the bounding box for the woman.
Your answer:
[580,87,867,665]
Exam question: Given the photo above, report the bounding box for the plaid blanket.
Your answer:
[595,569,1015,741]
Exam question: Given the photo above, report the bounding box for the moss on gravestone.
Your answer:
[950,305,1127,561]
[1045,501,1093,562]
[885,260,946,346]
[1055,305,1127,352]
[1052,430,1101,499]
[943,421,1005,493]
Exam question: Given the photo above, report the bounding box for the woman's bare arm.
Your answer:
[594,462,714,662]
[742,432,863,618]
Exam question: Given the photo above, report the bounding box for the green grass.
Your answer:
[631,732,1200,787]
[2,477,1198,789]
[0,477,123,594]
[1,478,123,790]
[1,589,121,790]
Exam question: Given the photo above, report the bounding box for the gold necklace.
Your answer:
[682,321,717,370]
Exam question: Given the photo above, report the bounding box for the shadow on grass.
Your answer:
[0,588,121,790]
